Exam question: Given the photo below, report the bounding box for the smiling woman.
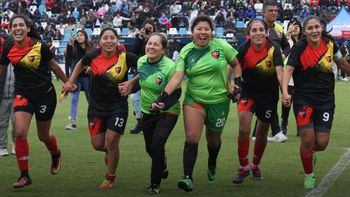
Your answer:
[281,15,350,189]
[233,19,284,184]
[64,27,138,189]
[150,15,242,192]
[0,14,72,189]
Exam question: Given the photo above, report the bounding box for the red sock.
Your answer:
[238,138,250,167]
[313,146,323,152]
[105,172,116,182]
[252,141,267,165]
[45,134,59,156]
[15,138,29,172]
[300,147,313,174]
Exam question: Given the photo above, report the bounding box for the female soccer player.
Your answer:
[64,28,138,189]
[138,33,181,194]
[65,29,94,130]
[151,15,242,192]
[0,15,71,188]
[233,19,283,184]
[282,16,350,189]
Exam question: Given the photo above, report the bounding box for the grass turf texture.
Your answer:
[0,81,349,196]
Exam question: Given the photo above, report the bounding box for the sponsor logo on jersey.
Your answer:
[115,66,121,74]
[211,50,220,59]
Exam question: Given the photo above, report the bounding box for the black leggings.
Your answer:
[142,112,178,185]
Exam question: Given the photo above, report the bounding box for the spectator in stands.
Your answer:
[45,0,54,11]
[170,1,182,16]
[1,14,10,26]
[310,4,321,16]
[113,12,131,28]
[245,4,256,21]
[119,1,129,16]
[214,10,226,27]
[224,17,236,35]
[283,5,294,20]
[129,19,157,134]
[128,0,138,11]
[235,7,246,21]
[53,28,62,40]
[178,13,189,29]
[158,12,170,27]
[100,17,114,30]
[300,5,311,19]
[254,0,264,15]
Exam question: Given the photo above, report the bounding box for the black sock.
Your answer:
[183,142,198,179]
[207,142,221,169]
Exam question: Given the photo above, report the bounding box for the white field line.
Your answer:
[305,148,350,197]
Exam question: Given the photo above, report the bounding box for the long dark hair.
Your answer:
[303,16,334,42]
[9,14,41,40]
[74,29,93,53]
[287,18,303,43]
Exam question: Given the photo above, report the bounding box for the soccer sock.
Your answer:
[207,141,221,169]
[15,138,29,174]
[45,134,59,156]
[300,147,313,174]
[252,140,267,166]
[105,172,116,182]
[183,142,198,179]
[312,146,323,152]
[238,138,250,167]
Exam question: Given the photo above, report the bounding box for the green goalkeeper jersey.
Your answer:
[138,55,181,115]
[176,38,238,104]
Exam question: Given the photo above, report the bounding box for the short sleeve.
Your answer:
[175,49,186,71]
[40,43,54,62]
[273,45,283,67]
[221,39,238,63]
[126,52,138,69]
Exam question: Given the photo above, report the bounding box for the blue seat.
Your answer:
[178,27,187,35]
[85,28,93,39]
[256,15,263,20]
[236,21,245,29]
[121,28,129,36]
[215,27,224,37]
[63,28,72,41]
[38,5,46,14]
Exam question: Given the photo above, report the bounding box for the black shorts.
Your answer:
[293,99,334,132]
[237,97,277,123]
[13,87,57,121]
[88,112,128,136]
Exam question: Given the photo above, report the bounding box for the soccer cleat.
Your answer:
[207,167,216,184]
[251,165,263,181]
[13,176,32,188]
[233,167,250,184]
[147,184,160,194]
[99,179,114,189]
[51,150,61,175]
[65,123,77,130]
[177,177,193,192]
[304,175,315,189]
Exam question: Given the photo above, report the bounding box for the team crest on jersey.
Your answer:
[28,55,35,62]
[155,77,163,85]
[211,50,220,59]
[241,98,248,106]
[326,56,332,63]
[265,60,272,68]
[115,66,121,74]
[89,121,95,128]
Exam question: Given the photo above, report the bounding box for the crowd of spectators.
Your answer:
[0,0,349,48]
